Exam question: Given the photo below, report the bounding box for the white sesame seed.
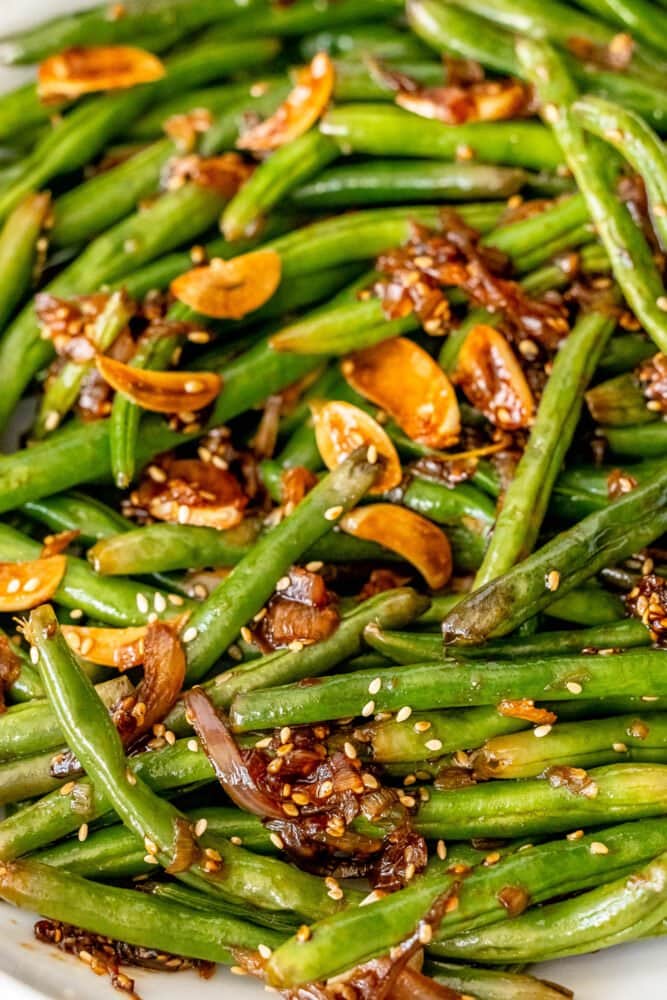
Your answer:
[126,768,137,785]
[80,637,93,656]
[612,742,628,752]
[275,576,290,592]
[44,410,60,432]
[425,739,443,752]
[182,626,198,643]
[545,570,560,592]
[29,645,39,665]
[6,578,21,594]
[270,832,285,850]
[240,625,253,643]
[168,593,185,606]
[534,724,552,738]
[136,593,149,614]
[344,741,357,759]
[566,681,583,694]
[143,853,159,865]
[177,504,190,524]
[361,700,375,717]
[368,677,382,696]
[418,923,432,945]
[194,818,208,837]
[324,505,343,521]
[230,836,243,846]
[566,829,584,840]
[641,696,659,702]
[187,739,199,752]
[59,782,75,796]
[255,736,272,749]
[258,944,272,960]
[154,592,167,614]
[78,823,89,842]
[396,706,412,723]
[69,608,84,620]
[590,841,609,855]
[22,576,41,594]
[305,560,323,572]
[657,296,667,312]
[288,640,304,652]
[366,444,378,464]
[436,839,447,861]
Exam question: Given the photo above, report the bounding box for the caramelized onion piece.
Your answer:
[237,52,334,152]
[310,399,402,494]
[38,46,165,102]
[342,338,460,449]
[0,556,66,612]
[397,79,532,125]
[96,355,221,414]
[184,686,284,819]
[61,625,147,670]
[171,249,281,319]
[41,529,80,558]
[341,505,452,589]
[456,323,535,429]
[113,621,186,743]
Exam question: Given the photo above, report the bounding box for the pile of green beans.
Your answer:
[0,1,665,996]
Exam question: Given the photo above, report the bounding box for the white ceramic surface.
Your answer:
[0,2,664,996]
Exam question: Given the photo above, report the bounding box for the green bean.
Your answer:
[321,104,563,171]
[0,674,133,763]
[442,464,667,644]
[474,713,667,779]
[127,81,260,141]
[0,83,59,142]
[550,460,664,520]
[221,0,404,40]
[432,851,667,963]
[604,422,667,457]
[332,58,446,102]
[422,584,627,628]
[426,961,576,1000]
[35,807,274,878]
[222,131,339,241]
[270,297,419,354]
[183,449,380,681]
[0,523,191,625]
[0,860,283,963]
[0,192,50,330]
[0,737,214,861]
[474,310,616,586]
[364,618,651,666]
[291,160,529,208]
[299,22,428,61]
[265,817,667,985]
[229,649,667,731]
[2,633,44,704]
[517,37,667,354]
[50,137,175,248]
[0,0,256,64]
[598,332,655,376]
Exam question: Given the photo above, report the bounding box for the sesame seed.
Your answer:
[484,851,501,866]
[77,823,89,842]
[168,593,184,606]
[182,626,198,643]
[399,794,416,808]
[324,505,343,521]
[612,742,628,752]
[305,560,323,572]
[296,925,311,942]
[280,727,291,744]
[240,625,253,643]
[136,593,149,614]
[44,410,60,432]
[288,640,304,652]
[29,645,39,665]
[396,706,412,723]
[590,841,609,855]
[344,741,357,759]
[366,444,378,464]
[658,296,667,312]
[230,966,247,976]
[534,724,552,738]
[194,818,208,837]
[228,643,242,660]
[566,681,582,694]
[69,608,84,620]
[255,736,272,749]
[154,592,167,614]
[6,578,21,594]
[177,504,190,524]
[147,464,167,483]
[425,738,443,752]
[368,677,382,696]
[187,739,199,752]
[641,695,659,702]
[164,730,176,746]
[545,570,560,592]
[361,700,375,717]
[436,839,447,861]
[275,575,290,592]
[414,720,431,733]
[144,836,158,855]
[80,637,93,656]
[23,577,41,594]
[126,768,137,785]
[258,944,272,960]
[230,836,243,846]
[359,890,385,906]
[59,782,75,795]
[418,923,432,945]
[270,832,285,850]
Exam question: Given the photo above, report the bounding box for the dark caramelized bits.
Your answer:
[34,919,213,999]
[626,573,667,645]
[251,567,340,651]
[397,78,533,126]
[497,884,530,917]
[163,152,253,195]
[607,468,638,500]
[566,32,634,71]
[545,765,599,798]
[637,352,667,414]
[496,699,557,725]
